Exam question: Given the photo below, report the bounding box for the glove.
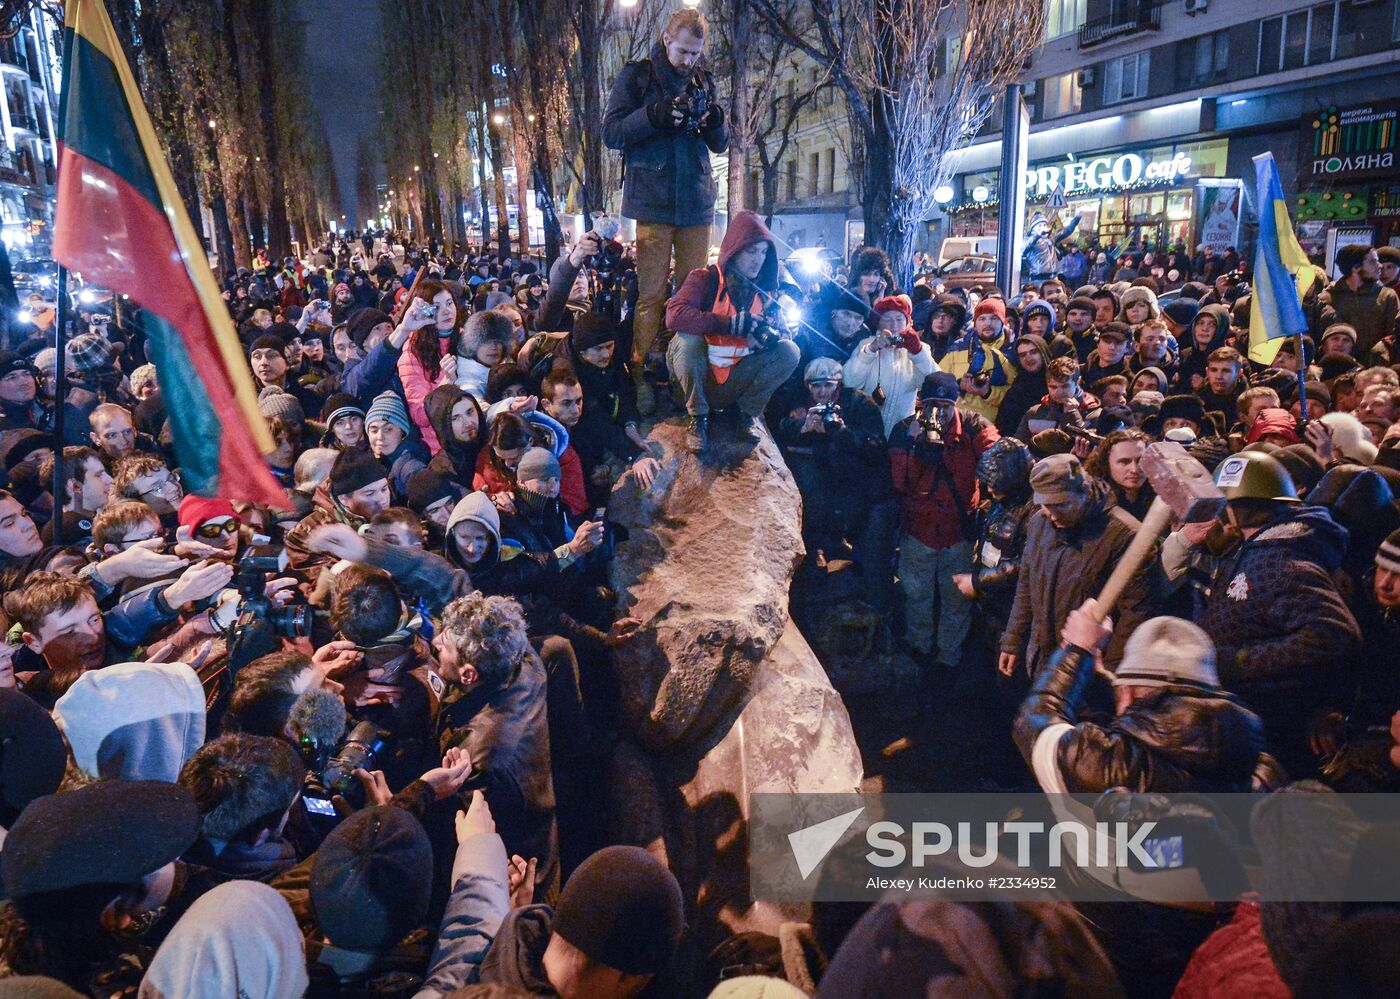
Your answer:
[646,97,679,131]
[701,103,724,131]
[899,330,922,353]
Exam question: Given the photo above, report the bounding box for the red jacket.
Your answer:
[887,408,999,549]
[474,445,587,518]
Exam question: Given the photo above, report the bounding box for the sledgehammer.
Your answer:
[1090,441,1225,623]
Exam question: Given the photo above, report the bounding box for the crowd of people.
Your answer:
[1,4,1399,997]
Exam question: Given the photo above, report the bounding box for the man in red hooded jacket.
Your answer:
[665,210,801,453]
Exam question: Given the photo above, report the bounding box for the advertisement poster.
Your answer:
[1198,180,1242,253]
[1326,225,1377,278]
[1300,101,1399,183]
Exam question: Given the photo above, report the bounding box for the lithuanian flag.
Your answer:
[54,0,285,506]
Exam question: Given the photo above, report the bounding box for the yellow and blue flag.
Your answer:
[1247,152,1314,366]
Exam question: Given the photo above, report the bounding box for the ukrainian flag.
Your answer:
[54,0,285,505]
[1247,152,1315,366]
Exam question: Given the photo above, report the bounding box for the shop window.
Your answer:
[1103,52,1148,104]
[1258,4,1337,74]
[1044,0,1086,40]
[1042,72,1082,118]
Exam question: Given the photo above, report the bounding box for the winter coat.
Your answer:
[1013,389,1102,443]
[1001,481,1152,676]
[398,336,455,453]
[1082,354,1129,395]
[994,334,1051,436]
[1318,278,1399,356]
[938,331,1016,424]
[602,40,728,227]
[1014,644,1267,795]
[888,408,1000,550]
[1195,504,1361,777]
[285,480,370,573]
[666,209,778,384]
[412,831,510,999]
[342,337,406,410]
[425,384,484,483]
[381,438,430,500]
[437,647,559,902]
[777,386,891,527]
[970,495,1035,629]
[843,332,935,438]
[476,906,557,994]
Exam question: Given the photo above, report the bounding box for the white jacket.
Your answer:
[843,335,934,438]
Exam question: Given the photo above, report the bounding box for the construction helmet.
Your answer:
[1212,450,1301,504]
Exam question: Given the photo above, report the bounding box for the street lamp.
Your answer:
[492,113,505,125]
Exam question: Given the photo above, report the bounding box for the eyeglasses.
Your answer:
[195,518,240,540]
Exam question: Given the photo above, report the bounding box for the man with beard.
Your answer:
[999,453,1152,678]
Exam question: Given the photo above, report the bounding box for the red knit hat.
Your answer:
[872,294,912,325]
[973,298,1007,323]
[178,494,237,535]
[1245,408,1300,445]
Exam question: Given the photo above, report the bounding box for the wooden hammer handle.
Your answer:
[1091,496,1173,623]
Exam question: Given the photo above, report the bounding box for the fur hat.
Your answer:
[460,310,515,357]
[1320,411,1378,465]
[1118,285,1161,321]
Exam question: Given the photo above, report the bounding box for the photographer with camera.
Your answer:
[887,372,1000,677]
[604,8,728,415]
[665,210,801,453]
[778,358,898,614]
[843,294,935,439]
[939,298,1016,425]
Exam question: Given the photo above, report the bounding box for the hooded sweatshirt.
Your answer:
[665,209,778,383]
[995,334,1051,437]
[426,383,485,480]
[1176,303,1232,391]
[53,661,205,782]
[139,880,308,999]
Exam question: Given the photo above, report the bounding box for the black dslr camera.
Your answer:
[674,71,711,133]
[301,719,390,817]
[808,401,844,429]
[233,545,312,640]
[914,403,946,456]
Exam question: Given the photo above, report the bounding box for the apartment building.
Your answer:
[0,8,59,256]
[942,0,1400,258]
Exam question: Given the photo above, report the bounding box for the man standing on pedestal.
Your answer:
[603,7,728,415]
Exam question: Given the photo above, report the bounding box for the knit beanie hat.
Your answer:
[346,308,393,349]
[919,371,959,402]
[0,689,67,828]
[321,392,366,431]
[1,780,199,898]
[365,391,411,435]
[515,447,561,485]
[872,294,912,325]
[330,448,388,498]
[1321,322,1358,346]
[1066,295,1097,317]
[1376,528,1400,575]
[1113,617,1218,688]
[1163,298,1200,328]
[973,298,1006,323]
[178,494,237,535]
[1030,453,1089,504]
[551,846,684,976]
[129,362,158,398]
[0,351,33,380]
[250,332,287,358]
[310,806,433,952]
[258,386,305,426]
[405,469,458,514]
[571,312,617,352]
[66,333,116,373]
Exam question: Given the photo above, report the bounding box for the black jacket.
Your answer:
[970,495,1034,629]
[777,386,891,520]
[1196,504,1361,777]
[1014,644,1267,794]
[602,42,728,227]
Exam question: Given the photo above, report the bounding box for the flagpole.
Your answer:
[51,266,67,544]
[1294,330,1308,427]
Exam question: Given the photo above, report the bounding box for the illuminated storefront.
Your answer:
[948,138,1232,251]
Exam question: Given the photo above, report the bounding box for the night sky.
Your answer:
[295,0,383,227]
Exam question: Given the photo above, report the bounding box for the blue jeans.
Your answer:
[899,535,974,666]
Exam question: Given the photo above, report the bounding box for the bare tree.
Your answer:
[752,66,821,223]
[752,0,1042,284]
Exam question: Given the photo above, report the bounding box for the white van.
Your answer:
[936,236,998,268]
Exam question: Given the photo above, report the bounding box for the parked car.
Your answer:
[933,254,998,292]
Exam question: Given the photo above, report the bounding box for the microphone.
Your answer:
[287,688,347,762]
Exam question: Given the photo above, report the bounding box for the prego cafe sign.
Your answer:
[1024,151,1194,199]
